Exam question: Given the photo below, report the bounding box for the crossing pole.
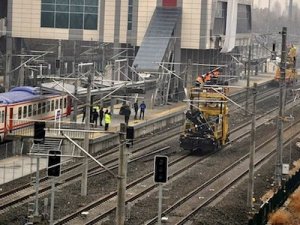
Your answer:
[247,83,257,209]
[81,66,94,196]
[275,27,287,188]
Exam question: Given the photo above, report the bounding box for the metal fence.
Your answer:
[248,170,300,225]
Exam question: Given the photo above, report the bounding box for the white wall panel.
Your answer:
[136,0,156,46]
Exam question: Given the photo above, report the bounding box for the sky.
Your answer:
[253,0,291,10]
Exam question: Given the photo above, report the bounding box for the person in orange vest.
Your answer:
[204,72,212,82]
[195,74,204,87]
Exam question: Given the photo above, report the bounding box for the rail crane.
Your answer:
[179,80,229,152]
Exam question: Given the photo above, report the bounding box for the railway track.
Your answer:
[53,100,300,224]
[0,124,182,213]
[0,82,297,224]
[144,121,300,225]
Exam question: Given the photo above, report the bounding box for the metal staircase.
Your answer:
[29,138,62,155]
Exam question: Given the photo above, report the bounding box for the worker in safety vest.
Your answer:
[289,44,297,65]
[204,72,212,82]
[104,110,111,131]
[195,74,204,87]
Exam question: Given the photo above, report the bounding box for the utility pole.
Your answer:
[245,43,252,116]
[72,65,78,123]
[5,35,12,91]
[56,40,62,77]
[247,82,257,209]
[81,65,94,196]
[116,123,128,225]
[19,47,25,86]
[275,27,287,188]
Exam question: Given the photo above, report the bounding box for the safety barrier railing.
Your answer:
[248,169,300,225]
[7,119,110,140]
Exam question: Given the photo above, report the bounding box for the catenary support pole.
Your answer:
[116,124,128,225]
[81,66,94,196]
[5,35,12,91]
[19,46,25,86]
[34,144,40,216]
[72,65,78,123]
[157,184,163,225]
[57,40,62,77]
[245,43,252,116]
[247,83,257,209]
[275,27,287,187]
[49,178,55,225]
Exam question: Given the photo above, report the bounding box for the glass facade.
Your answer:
[127,0,133,31]
[41,0,98,30]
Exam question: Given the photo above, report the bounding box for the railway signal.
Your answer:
[126,126,134,148]
[47,150,61,177]
[154,155,168,183]
[154,155,168,225]
[33,122,45,144]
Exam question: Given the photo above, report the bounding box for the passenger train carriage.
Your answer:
[0,86,71,141]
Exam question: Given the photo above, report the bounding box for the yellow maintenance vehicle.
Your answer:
[274,45,297,86]
[179,84,229,152]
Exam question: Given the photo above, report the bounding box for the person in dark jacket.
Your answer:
[92,109,99,126]
[139,101,146,120]
[133,101,139,120]
[82,107,86,122]
[99,107,104,126]
[120,102,131,125]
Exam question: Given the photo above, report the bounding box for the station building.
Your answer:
[0,0,253,92]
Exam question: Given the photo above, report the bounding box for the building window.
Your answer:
[28,105,32,117]
[127,0,133,30]
[18,107,22,119]
[213,1,227,35]
[41,0,98,30]
[237,4,251,33]
[23,106,27,118]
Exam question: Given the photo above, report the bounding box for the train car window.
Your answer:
[42,102,46,114]
[33,104,37,116]
[38,103,42,115]
[18,107,22,119]
[60,99,62,109]
[1,111,4,123]
[28,105,32,117]
[47,101,50,112]
[55,100,58,109]
[0,111,2,123]
[23,106,27,118]
[64,98,67,109]
[51,100,54,111]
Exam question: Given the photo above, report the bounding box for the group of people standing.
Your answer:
[81,100,147,130]
[82,107,111,131]
[120,100,147,125]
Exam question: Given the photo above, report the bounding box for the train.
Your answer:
[179,80,229,152]
[0,86,71,141]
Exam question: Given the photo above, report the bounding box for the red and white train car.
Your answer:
[0,86,71,141]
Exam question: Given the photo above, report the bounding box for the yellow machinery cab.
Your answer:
[180,85,229,152]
